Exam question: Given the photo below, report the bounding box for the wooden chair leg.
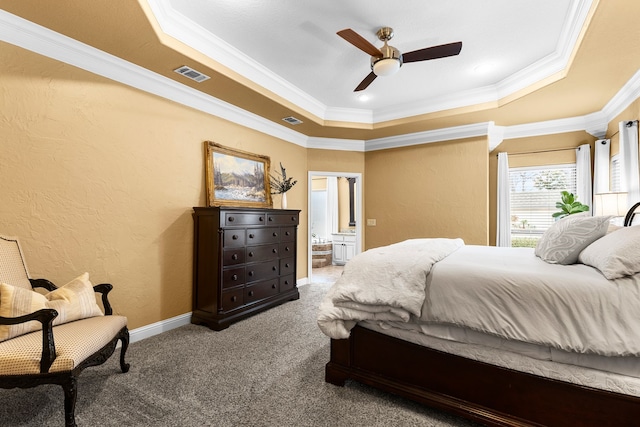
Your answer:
[119,329,130,373]
[62,377,78,427]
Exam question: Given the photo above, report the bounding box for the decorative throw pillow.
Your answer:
[535,215,611,265]
[0,272,103,342]
[578,225,640,279]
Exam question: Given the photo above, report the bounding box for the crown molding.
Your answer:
[364,122,494,152]
[148,0,595,125]
[146,0,329,121]
[307,138,365,152]
[1,5,638,155]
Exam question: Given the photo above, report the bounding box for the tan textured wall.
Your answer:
[1,43,307,329]
[488,131,596,246]
[307,148,365,173]
[364,138,489,249]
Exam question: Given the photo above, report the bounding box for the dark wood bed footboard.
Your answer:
[325,325,640,427]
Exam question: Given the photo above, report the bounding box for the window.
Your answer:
[509,164,577,247]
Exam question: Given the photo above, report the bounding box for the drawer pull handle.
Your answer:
[232,234,239,240]
[228,216,234,222]
[272,248,278,254]
[272,284,277,289]
[231,296,237,302]
[268,217,273,221]
[285,231,290,236]
[272,266,277,271]
[273,232,278,237]
[248,271,254,277]
[248,290,254,297]
[231,254,238,260]
[291,216,296,221]
[249,233,255,239]
[285,263,290,268]
[232,274,238,281]
[248,251,254,257]
[284,246,290,252]
[284,280,289,285]
[259,216,264,221]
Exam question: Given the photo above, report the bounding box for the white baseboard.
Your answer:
[129,312,192,344]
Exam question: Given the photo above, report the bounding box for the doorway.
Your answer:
[307,171,362,283]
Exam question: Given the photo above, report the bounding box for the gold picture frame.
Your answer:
[204,141,272,208]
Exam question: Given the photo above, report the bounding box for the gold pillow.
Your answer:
[0,272,104,341]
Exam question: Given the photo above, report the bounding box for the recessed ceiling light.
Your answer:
[357,94,370,102]
[473,63,492,74]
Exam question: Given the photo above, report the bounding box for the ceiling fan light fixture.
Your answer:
[373,58,401,76]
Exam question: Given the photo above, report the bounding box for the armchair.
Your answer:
[0,235,130,427]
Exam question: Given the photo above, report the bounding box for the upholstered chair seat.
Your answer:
[0,315,127,375]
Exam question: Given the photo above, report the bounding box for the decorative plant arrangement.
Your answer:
[270,162,297,208]
[552,191,589,219]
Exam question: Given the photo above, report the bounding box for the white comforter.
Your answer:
[317,240,640,357]
[317,238,464,339]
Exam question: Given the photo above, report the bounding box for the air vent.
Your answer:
[173,66,210,83]
[282,116,303,125]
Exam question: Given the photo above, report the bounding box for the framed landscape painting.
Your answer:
[205,141,272,208]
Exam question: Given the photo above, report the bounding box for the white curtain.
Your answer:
[619,121,640,209]
[325,177,339,238]
[497,152,511,247]
[593,139,611,195]
[575,144,592,213]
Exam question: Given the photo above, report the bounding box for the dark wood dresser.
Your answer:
[192,206,300,330]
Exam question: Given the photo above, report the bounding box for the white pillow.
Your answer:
[535,215,611,265]
[578,226,640,279]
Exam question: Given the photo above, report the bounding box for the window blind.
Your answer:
[611,154,621,192]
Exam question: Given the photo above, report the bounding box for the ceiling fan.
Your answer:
[337,27,463,92]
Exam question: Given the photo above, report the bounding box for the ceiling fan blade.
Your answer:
[354,72,377,92]
[402,41,463,64]
[337,29,383,58]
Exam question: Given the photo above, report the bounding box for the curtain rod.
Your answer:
[496,146,579,157]
[606,120,639,139]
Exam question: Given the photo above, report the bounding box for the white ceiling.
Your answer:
[150,0,591,123]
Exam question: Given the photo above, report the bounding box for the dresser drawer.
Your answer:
[266,213,299,226]
[281,227,296,242]
[280,274,295,292]
[221,288,244,311]
[246,260,279,283]
[222,267,245,289]
[223,248,245,265]
[246,243,279,262]
[247,228,281,245]
[223,230,245,247]
[245,279,279,304]
[224,212,266,227]
[280,257,295,276]
[279,242,295,258]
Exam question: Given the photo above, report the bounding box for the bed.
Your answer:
[317,215,640,426]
